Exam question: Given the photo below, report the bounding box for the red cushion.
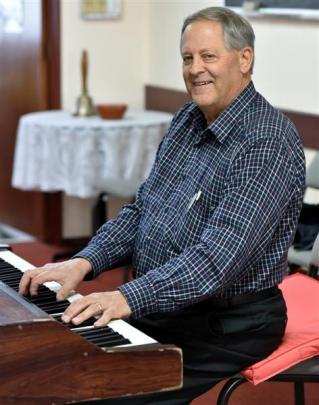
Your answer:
[242,273,319,385]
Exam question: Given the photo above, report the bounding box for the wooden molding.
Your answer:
[43,0,61,110]
[145,85,190,114]
[282,110,319,149]
[145,85,319,149]
[42,0,62,243]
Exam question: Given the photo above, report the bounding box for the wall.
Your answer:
[148,0,223,91]
[249,18,318,115]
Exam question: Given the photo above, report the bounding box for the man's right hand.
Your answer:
[18,258,92,301]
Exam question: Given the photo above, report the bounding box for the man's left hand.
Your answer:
[61,291,132,327]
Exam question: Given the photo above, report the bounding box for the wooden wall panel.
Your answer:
[283,110,319,149]
[145,85,319,149]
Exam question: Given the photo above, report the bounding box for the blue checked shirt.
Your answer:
[76,82,305,318]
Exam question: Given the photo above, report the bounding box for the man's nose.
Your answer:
[189,56,205,75]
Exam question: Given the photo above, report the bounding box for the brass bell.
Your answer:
[74,49,96,117]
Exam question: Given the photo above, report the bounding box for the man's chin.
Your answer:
[192,96,215,110]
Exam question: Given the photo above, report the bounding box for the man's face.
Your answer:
[181,20,252,122]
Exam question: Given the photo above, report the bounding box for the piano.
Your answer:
[0,249,182,405]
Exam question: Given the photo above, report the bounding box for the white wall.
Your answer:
[148,0,223,91]
[248,19,319,115]
[60,0,319,237]
[61,0,149,113]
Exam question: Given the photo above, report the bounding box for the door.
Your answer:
[0,0,61,243]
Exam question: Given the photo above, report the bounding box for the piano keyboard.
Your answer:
[0,250,156,349]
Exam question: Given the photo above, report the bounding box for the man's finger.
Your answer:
[94,310,112,327]
[62,298,91,323]
[28,270,58,296]
[19,269,42,295]
[71,304,101,325]
[56,281,74,302]
[29,269,70,296]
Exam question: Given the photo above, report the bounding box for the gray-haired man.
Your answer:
[20,7,305,404]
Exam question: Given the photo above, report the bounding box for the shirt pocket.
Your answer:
[165,186,215,252]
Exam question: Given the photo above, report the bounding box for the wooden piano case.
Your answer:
[0,283,182,404]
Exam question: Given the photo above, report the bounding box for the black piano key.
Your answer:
[90,336,128,345]
[98,339,131,348]
[76,326,131,347]
[75,325,109,334]
[90,336,131,348]
[53,315,132,346]
[54,315,97,329]
[37,302,70,314]
[3,280,20,288]
[25,292,57,303]
[1,276,20,283]
[85,333,123,343]
[77,327,114,338]
[2,272,20,279]
[36,300,69,309]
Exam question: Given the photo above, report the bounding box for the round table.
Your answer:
[12,110,173,198]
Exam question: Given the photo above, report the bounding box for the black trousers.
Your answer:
[80,288,287,405]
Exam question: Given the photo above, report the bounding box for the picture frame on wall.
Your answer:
[225,0,319,21]
[225,0,319,10]
[80,0,122,20]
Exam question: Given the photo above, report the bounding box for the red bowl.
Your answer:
[96,104,127,119]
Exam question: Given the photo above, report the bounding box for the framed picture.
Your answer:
[225,0,318,9]
[80,0,122,20]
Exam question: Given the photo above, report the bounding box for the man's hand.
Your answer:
[19,258,92,301]
[62,291,132,327]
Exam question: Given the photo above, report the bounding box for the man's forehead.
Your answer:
[182,20,224,35]
[181,20,225,49]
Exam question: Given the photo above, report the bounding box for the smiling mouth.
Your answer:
[193,81,213,86]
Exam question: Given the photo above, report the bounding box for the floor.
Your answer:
[8,241,319,405]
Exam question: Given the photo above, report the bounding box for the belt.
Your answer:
[203,286,279,309]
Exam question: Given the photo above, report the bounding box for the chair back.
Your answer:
[310,233,319,268]
[306,152,319,189]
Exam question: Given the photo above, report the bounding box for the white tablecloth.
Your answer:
[12,110,173,198]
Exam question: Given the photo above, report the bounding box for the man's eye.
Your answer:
[183,56,192,65]
[203,54,216,61]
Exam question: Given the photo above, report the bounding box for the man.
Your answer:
[19,7,305,404]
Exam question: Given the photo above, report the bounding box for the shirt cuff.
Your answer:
[72,244,111,279]
[118,276,159,318]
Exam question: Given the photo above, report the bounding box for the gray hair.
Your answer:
[181,7,255,73]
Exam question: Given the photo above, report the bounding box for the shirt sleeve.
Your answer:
[73,183,145,277]
[74,136,168,278]
[119,137,301,318]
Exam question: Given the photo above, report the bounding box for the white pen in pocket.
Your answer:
[187,190,202,210]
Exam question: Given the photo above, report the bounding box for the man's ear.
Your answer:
[239,47,254,74]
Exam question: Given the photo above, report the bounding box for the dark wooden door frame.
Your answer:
[41,0,62,244]
[43,0,61,110]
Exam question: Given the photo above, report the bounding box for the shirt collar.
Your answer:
[188,81,257,145]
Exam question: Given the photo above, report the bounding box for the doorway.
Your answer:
[0,0,61,243]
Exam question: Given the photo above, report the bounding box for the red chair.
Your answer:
[217,273,319,405]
